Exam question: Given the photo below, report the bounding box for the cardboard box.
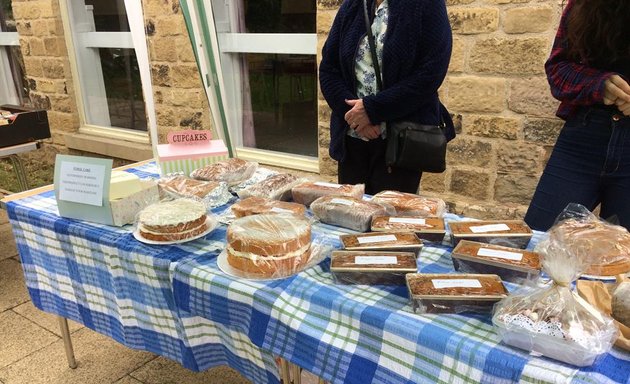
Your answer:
[157,139,229,176]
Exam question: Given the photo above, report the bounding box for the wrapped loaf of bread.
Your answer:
[612,281,630,328]
[291,181,364,207]
[311,195,391,232]
[231,196,306,218]
[237,173,304,201]
[157,175,232,207]
[371,190,446,217]
[190,158,257,185]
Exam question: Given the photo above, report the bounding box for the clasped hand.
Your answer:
[604,75,630,116]
[344,99,381,140]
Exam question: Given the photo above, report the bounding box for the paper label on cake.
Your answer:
[469,223,511,233]
[331,198,354,206]
[314,181,342,189]
[477,248,523,261]
[357,234,398,244]
[58,161,106,206]
[270,207,292,214]
[379,191,402,196]
[354,256,398,265]
[389,217,426,225]
[431,279,482,289]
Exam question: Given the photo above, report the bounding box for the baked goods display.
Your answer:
[190,158,257,185]
[330,251,417,285]
[311,195,391,232]
[291,181,364,207]
[451,240,540,283]
[237,173,304,201]
[226,213,312,277]
[157,175,232,207]
[406,273,507,314]
[136,198,213,242]
[231,196,306,218]
[492,204,619,367]
[340,231,423,257]
[371,191,446,217]
[448,220,533,249]
[612,280,630,328]
[371,216,445,243]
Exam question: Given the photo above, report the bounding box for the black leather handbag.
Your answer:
[363,0,447,173]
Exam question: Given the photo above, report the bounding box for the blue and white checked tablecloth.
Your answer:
[5,162,630,384]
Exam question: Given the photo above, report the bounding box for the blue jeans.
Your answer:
[525,107,630,231]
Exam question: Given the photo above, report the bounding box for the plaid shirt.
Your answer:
[545,0,617,120]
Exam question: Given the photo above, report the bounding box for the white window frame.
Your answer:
[59,1,150,145]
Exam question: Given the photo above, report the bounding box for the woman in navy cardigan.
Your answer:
[319,0,454,195]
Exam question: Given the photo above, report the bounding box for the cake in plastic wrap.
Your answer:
[237,173,304,201]
[157,175,232,207]
[226,213,314,278]
[371,216,445,242]
[190,158,257,185]
[492,204,621,366]
[231,196,306,218]
[330,251,417,285]
[340,231,423,257]
[449,220,533,249]
[135,198,215,242]
[291,181,364,207]
[371,190,446,217]
[311,195,392,232]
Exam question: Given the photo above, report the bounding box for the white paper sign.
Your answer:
[389,217,427,225]
[477,248,523,261]
[331,198,354,206]
[469,223,511,233]
[314,181,342,189]
[357,234,398,244]
[431,279,482,289]
[354,256,398,265]
[58,162,106,206]
[270,207,292,214]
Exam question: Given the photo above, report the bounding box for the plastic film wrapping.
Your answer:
[133,198,218,243]
[237,173,306,201]
[371,190,446,217]
[157,174,232,208]
[223,213,328,279]
[190,158,258,186]
[291,181,365,207]
[330,250,417,285]
[492,204,621,366]
[311,195,393,232]
[231,196,306,218]
[448,220,533,249]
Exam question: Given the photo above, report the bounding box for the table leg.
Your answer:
[279,357,291,384]
[57,316,77,369]
[8,154,29,192]
[291,363,301,384]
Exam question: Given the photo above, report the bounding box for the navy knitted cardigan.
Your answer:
[319,0,454,162]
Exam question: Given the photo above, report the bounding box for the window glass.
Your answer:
[84,1,130,32]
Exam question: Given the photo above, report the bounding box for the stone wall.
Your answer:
[316,0,564,219]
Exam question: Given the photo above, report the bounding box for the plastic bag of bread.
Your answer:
[371,190,446,217]
[222,213,328,279]
[237,173,305,201]
[157,174,232,208]
[190,158,258,185]
[231,196,306,218]
[291,181,364,207]
[311,195,393,232]
[493,204,620,366]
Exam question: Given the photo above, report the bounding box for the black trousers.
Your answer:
[338,136,422,195]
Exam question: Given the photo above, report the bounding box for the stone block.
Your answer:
[23,57,43,77]
[448,8,499,35]
[170,89,204,108]
[47,20,64,36]
[31,93,51,109]
[151,64,171,86]
[16,21,33,36]
[445,76,506,113]
[157,107,178,126]
[176,37,196,62]
[470,37,548,75]
[420,172,446,194]
[318,124,331,148]
[143,0,178,17]
[156,16,186,36]
[494,172,538,204]
[465,115,521,140]
[450,169,491,200]
[31,19,49,36]
[317,0,343,10]
[318,149,338,176]
[36,79,56,93]
[509,77,559,116]
[446,137,494,167]
[449,37,465,73]
[151,38,178,62]
[47,111,80,132]
[29,38,46,56]
[42,59,65,78]
[317,10,337,34]
[496,142,545,174]
[49,94,74,113]
[523,118,564,145]
[44,37,64,56]
[446,0,475,4]
[172,65,203,88]
[504,6,554,34]
[318,100,332,123]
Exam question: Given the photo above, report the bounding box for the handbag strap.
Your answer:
[363,0,383,92]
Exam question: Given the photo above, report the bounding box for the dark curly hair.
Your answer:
[564,0,630,67]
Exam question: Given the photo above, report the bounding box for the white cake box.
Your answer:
[157,130,229,176]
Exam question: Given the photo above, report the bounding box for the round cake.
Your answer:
[226,213,312,276]
[138,198,208,242]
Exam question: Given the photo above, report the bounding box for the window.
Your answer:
[0,3,29,107]
[210,0,318,165]
[62,0,149,140]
